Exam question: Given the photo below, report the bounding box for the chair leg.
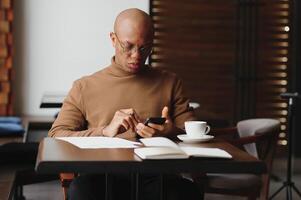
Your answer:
[62,187,68,200]
[59,173,76,200]
[14,186,26,200]
[259,174,270,200]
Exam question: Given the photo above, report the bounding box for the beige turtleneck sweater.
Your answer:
[48,58,195,137]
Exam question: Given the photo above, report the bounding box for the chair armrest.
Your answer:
[228,133,268,146]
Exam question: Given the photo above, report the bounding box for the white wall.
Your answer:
[13,0,149,116]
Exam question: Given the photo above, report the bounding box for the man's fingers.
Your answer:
[130,110,141,124]
[121,119,130,130]
[137,129,153,138]
[161,106,169,119]
[143,125,155,135]
[117,109,138,130]
[132,112,141,123]
[148,123,165,131]
[126,116,136,131]
[136,123,154,138]
[120,108,141,123]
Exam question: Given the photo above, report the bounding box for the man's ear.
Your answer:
[110,32,116,47]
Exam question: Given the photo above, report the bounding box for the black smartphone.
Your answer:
[144,117,166,126]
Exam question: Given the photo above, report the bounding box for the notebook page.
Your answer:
[134,147,189,159]
[140,137,179,148]
[180,147,232,159]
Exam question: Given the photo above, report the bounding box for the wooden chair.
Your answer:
[60,173,77,200]
[194,118,280,200]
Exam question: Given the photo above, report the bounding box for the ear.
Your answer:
[110,32,116,47]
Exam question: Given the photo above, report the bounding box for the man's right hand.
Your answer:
[102,108,140,137]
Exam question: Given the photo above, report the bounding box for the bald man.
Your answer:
[49,8,203,200]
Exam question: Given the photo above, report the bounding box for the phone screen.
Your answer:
[144,117,166,126]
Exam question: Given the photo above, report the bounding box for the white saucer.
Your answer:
[177,134,214,143]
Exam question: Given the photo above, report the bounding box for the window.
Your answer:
[150,0,291,145]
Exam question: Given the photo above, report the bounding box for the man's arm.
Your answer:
[49,81,140,137]
[170,77,196,128]
[48,80,105,137]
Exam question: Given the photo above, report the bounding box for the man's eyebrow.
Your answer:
[125,40,153,47]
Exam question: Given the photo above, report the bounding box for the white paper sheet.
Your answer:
[56,137,142,149]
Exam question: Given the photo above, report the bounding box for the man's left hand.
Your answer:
[135,106,174,138]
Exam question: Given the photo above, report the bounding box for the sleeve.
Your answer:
[48,80,105,137]
[171,77,197,129]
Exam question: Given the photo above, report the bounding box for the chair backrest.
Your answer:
[237,118,280,170]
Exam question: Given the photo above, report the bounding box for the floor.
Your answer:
[22,158,301,200]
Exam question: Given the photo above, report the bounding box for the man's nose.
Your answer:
[130,48,142,59]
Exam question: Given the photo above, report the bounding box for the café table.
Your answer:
[39,93,66,108]
[35,137,266,200]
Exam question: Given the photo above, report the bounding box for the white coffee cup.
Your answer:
[184,121,210,138]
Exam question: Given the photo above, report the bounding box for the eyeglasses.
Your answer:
[113,32,153,56]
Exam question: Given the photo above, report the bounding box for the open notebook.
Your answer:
[134,137,232,160]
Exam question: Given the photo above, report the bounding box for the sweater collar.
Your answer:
[107,56,148,77]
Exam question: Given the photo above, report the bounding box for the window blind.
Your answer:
[150,0,238,123]
[150,0,291,146]
[255,0,290,145]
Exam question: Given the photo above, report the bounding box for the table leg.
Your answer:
[105,173,112,200]
[160,174,164,200]
[131,173,140,200]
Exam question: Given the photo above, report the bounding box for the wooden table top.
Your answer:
[36,137,266,175]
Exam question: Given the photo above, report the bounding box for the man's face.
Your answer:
[110,29,153,73]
